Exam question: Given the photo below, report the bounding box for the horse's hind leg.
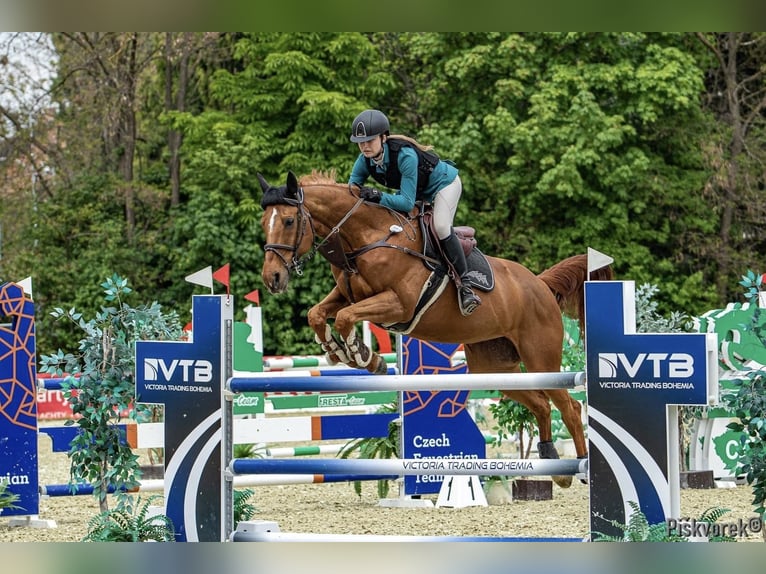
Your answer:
[466,339,575,488]
[545,389,585,458]
[498,389,578,488]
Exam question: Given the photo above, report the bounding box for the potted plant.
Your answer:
[38,275,184,513]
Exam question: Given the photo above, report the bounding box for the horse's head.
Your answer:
[258,171,316,294]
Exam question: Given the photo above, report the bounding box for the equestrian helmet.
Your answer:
[350,109,390,143]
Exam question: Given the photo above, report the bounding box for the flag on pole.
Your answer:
[587,247,614,277]
[17,276,33,299]
[185,266,213,293]
[244,289,260,306]
[212,263,231,296]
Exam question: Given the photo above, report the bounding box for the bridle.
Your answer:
[263,186,366,277]
[263,187,316,276]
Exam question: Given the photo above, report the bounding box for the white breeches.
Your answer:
[432,175,462,240]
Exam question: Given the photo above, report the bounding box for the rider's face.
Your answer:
[358,136,384,158]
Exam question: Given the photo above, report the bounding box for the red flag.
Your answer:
[244,289,260,306]
[368,322,392,353]
[212,263,230,295]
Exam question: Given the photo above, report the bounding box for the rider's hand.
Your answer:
[360,186,382,203]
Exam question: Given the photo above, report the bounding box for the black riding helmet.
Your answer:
[350,109,390,143]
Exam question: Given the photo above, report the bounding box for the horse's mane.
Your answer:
[299,169,339,186]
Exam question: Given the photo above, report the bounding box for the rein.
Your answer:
[265,186,440,286]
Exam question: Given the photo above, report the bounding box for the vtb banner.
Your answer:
[584,281,718,538]
[135,295,232,542]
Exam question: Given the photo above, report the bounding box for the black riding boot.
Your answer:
[440,231,481,316]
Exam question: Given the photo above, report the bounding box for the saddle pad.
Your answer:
[463,248,495,292]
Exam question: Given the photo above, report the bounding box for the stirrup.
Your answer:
[458,286,481,316]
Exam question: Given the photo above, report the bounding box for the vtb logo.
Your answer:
[598,352,694,379]
[143,358,213,383]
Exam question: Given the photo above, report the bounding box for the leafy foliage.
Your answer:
[592,501,686,542]
[338,402,399,498]
[697,506,737,542]
[233,442,266,460]
[487,397,538,459]
[635,283,692,334]
[82,494,175,542]
[592,500,735,542]
[233,488,257,525]
[0,482,22,513]
[38,275,184,512]
[723,270,766,516]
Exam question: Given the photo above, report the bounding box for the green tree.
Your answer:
[38,275,183,512]
[695,33,766,302]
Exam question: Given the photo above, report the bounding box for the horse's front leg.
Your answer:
[333,289,407,375]
[307,287,353,366]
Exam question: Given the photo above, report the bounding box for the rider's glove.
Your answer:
[360,186,382,203]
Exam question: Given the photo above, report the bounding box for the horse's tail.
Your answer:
[537,254,614,334]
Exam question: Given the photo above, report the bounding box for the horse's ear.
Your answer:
[286,171,299,199]
[257,173,270,193]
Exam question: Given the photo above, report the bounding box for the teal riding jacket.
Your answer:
[349,142,459,212]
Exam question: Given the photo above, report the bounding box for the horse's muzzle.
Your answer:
[262,269,289,294]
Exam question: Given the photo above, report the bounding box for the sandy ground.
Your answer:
[1,424,763,543]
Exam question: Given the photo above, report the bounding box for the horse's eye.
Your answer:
[285,217,295,227]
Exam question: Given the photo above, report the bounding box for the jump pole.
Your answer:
[228,457,586,477]
[226,371,584,394]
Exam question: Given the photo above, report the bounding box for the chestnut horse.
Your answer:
[257,170,613,487]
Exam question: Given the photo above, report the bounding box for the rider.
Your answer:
[347,109,481,316]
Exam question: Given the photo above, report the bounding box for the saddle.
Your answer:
[419,207,495,293]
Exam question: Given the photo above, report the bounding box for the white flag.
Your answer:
[17,276,33,298]
[587,247,614,276]
[185,266,213,291]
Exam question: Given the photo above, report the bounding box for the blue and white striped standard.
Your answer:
[229,457,587,477]
[227,371,584,394]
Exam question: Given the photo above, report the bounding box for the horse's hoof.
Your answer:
[371,355,388,375]
[537,440,559,459]
[552,475,573,489]
[345,332,372,368]
[537,441,571,488]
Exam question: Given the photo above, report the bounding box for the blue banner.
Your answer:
[401,338,486,495]
[0,282,39,518]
